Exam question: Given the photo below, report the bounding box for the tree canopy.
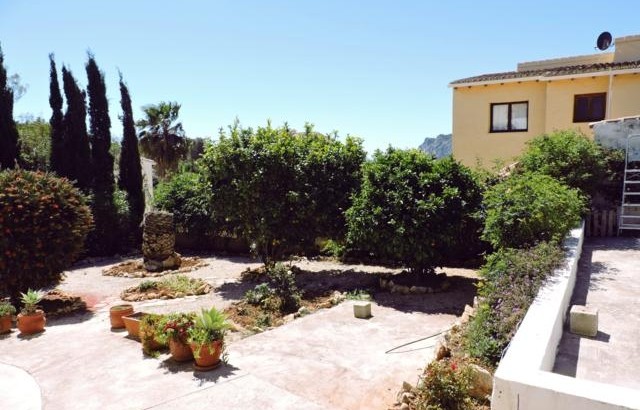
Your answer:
[0,44,20,170]
[137,101,187,179]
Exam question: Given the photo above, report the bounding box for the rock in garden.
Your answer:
[40,290,87,317]
[401,392,413,404]
[295,306,311,318]
[330,290,345,305]
[402,381,414,392]
[434,337,450,360]
[468,363,493,399]
[460,304,475,324]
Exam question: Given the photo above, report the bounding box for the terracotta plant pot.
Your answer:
[122,312,146,340]
[190,340,223,370]
[110,304,134,329]
[0,314,12,334]
[169,338,193,362]
[17,310,46,335]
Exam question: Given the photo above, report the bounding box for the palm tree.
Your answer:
[136,101,187,179]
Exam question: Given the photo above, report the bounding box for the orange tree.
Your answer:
[201,122,365,264]
[346,148,484,274]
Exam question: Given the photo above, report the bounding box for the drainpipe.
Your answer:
[607,68,613,119]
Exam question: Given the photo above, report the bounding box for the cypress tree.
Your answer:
[118,74,145,242]
[48,54,65,176]
[86,54,118,255]
[61,66,92,191]
[0,44,20,170]
[86,54,114,195]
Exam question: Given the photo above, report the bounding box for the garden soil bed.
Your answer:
[102,257,208,278]
[120,279,212,302]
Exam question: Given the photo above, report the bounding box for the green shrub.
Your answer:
[346,149,484,274]
[154,170,214,238]
[464,242,563,366]
[201,122,365,263]
[517,130,606,197]
[245,283,274,306]
[266,263,301,313]
[482,173,585,249]
[414,358,473,410]
[0,170,92,301]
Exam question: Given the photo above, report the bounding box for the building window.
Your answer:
[490,101,528,132]
[573,93,606,123]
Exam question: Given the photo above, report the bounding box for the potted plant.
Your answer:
[157,312,196,362]
[110,304,134,329]
[17,289,46,335]
[0,300,16,334]
[188,307,231,371]
[140,313,167,356]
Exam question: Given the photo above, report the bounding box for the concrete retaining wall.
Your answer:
[492,222,640,410]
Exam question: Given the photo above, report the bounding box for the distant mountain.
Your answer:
[418,133,452,158]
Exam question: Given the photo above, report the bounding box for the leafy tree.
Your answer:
[48,54,66,176]
[517,130,606,198]
[61,66,92,191]
[17,117,50,171]
[154,170,212,239]
[346,149,484,274]
[136,101,187,179]
[86,54,118,255]
[118,75,145,241]
[482,172,585,249]
[0,44,20,170]
[201,122,365,264]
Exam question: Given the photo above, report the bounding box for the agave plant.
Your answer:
[188,307,231,345]
[19,289,43,315]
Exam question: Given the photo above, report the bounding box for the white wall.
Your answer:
[492,223,640,410]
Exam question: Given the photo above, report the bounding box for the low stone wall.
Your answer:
[492,222,640,410]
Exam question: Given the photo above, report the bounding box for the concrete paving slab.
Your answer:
[0,362,41,410]
[0,257,473,410]
[554,237,640,390]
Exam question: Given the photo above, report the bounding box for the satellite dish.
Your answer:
[596,31,613,51]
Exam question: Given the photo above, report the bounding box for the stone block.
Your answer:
[353,302,372,319]
[569,305,598,337]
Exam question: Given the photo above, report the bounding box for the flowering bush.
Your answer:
[415,358,472,410]
[464,242,563,366]
[0,169,92,301]
[157,312,195,344]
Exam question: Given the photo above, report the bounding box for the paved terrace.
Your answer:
[0,256,477,409]
[554,237,640,390]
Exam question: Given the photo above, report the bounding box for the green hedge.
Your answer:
[482,172,585,249]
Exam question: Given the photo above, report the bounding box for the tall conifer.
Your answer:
[0,44,20,170]
[86,54,118,255]
[48,54,65,175]
[61,66,92,191]
[118,74,145,242]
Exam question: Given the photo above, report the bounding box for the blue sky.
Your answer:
[1,1,638,154]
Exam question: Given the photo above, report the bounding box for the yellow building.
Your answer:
[450,34,640,168]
